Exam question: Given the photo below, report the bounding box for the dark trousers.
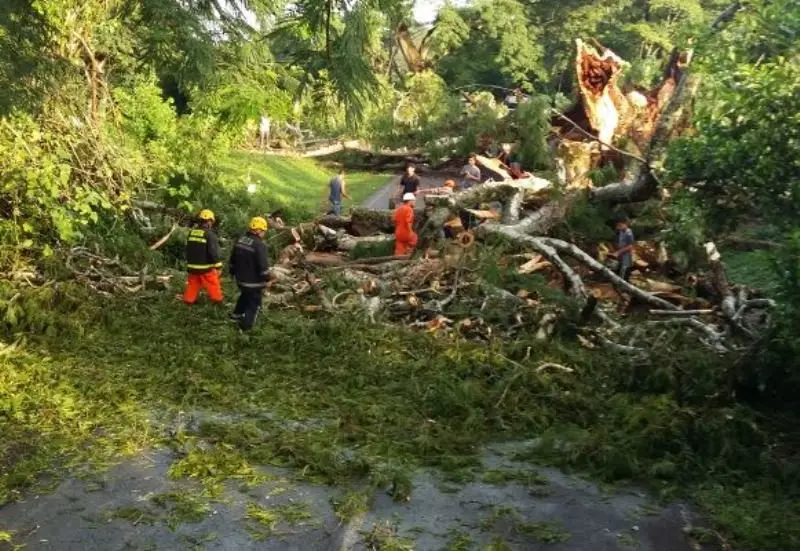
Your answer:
[234,286,263,331]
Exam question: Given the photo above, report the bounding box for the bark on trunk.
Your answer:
[590,75,700,204]
[317,224,395,252]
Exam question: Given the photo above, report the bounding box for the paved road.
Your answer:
[0,442,700,551]
[361,176,400,210]
[360,173,453,210]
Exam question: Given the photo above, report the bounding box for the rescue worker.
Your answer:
[183,209,223,305]
[393,192,418,256]
[229,216,270,331]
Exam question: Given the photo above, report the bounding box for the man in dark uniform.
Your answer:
[229,216,270,331]
[182,209,223,304]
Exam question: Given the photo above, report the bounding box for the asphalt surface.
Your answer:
[0,441,700,551]
[360,173,453,210]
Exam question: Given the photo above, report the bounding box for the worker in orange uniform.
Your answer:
[182,209,223,304]
[393,192,418,256]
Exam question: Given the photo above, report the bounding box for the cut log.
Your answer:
[262,139,422,159]
[350,208,395,236]
[315,215,352,231]
[476,155,513,181]
[424,177,553,210]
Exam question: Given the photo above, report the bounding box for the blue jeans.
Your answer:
[618,255,632,281]
[330,200,342,216]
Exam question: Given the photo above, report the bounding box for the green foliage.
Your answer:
[442,530,472,551]
[151,492,211,529]
[435,0,544,90]
[510,96,552,170]
[364,521,415,551]
[480,505,570,543]
[660,190,708,269]
[523,0,724,90]
[663,0,800,412]
[0,113,129,265]
[332,490,370,522]
[245,501,314,539]
[217,151,390,226]
[667,0,800,231]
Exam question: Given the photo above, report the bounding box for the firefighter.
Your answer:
[229,216,270,331]
[393,193,418,256]
[183,209,223,305]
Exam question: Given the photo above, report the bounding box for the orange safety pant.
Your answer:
[394,233,418,256]
[183,270,223,304]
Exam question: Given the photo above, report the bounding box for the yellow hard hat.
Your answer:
[249,216,268,232]
[198,209,215,221]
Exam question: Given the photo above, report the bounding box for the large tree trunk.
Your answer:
[590,74,700,203]
[551,39,695,196]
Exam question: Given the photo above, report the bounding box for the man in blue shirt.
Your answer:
[328,168,351,216]
[609,215,635,281]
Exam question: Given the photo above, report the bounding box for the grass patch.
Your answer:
[722,249,780,293]
[480,506,570,544]
[245,501,315,540]
[519,521,571,544]
[442,530,472,550]
[103,506,159,526]
[363,521,415,551]
[167,443,273,496]
[151,491,211,529]
[332,490,370,523]
[480,469,549,488]
[219,151,390,222]
[483,538,512,550]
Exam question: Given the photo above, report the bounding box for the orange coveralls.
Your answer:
[393,203,418,256]
[183,227,224,304]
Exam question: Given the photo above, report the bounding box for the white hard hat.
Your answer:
[402,192,416,202]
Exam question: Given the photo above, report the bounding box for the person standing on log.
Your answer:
[459,153,482,190]
[182,209,224,305]
[609,215,635,281]
[497,143,523,179]
[328,168,350,216]
[229,216,270,331]
[393,193,418,256]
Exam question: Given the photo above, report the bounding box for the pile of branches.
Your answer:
[263,185,774,357]
[261,20,775,356]
[65,246,172,296]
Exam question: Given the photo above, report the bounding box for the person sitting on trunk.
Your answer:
[609,215,635,281]
[328,168,351,216]
[497,143,525,179]
[459,154,482,190]
[393,193,418,256]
